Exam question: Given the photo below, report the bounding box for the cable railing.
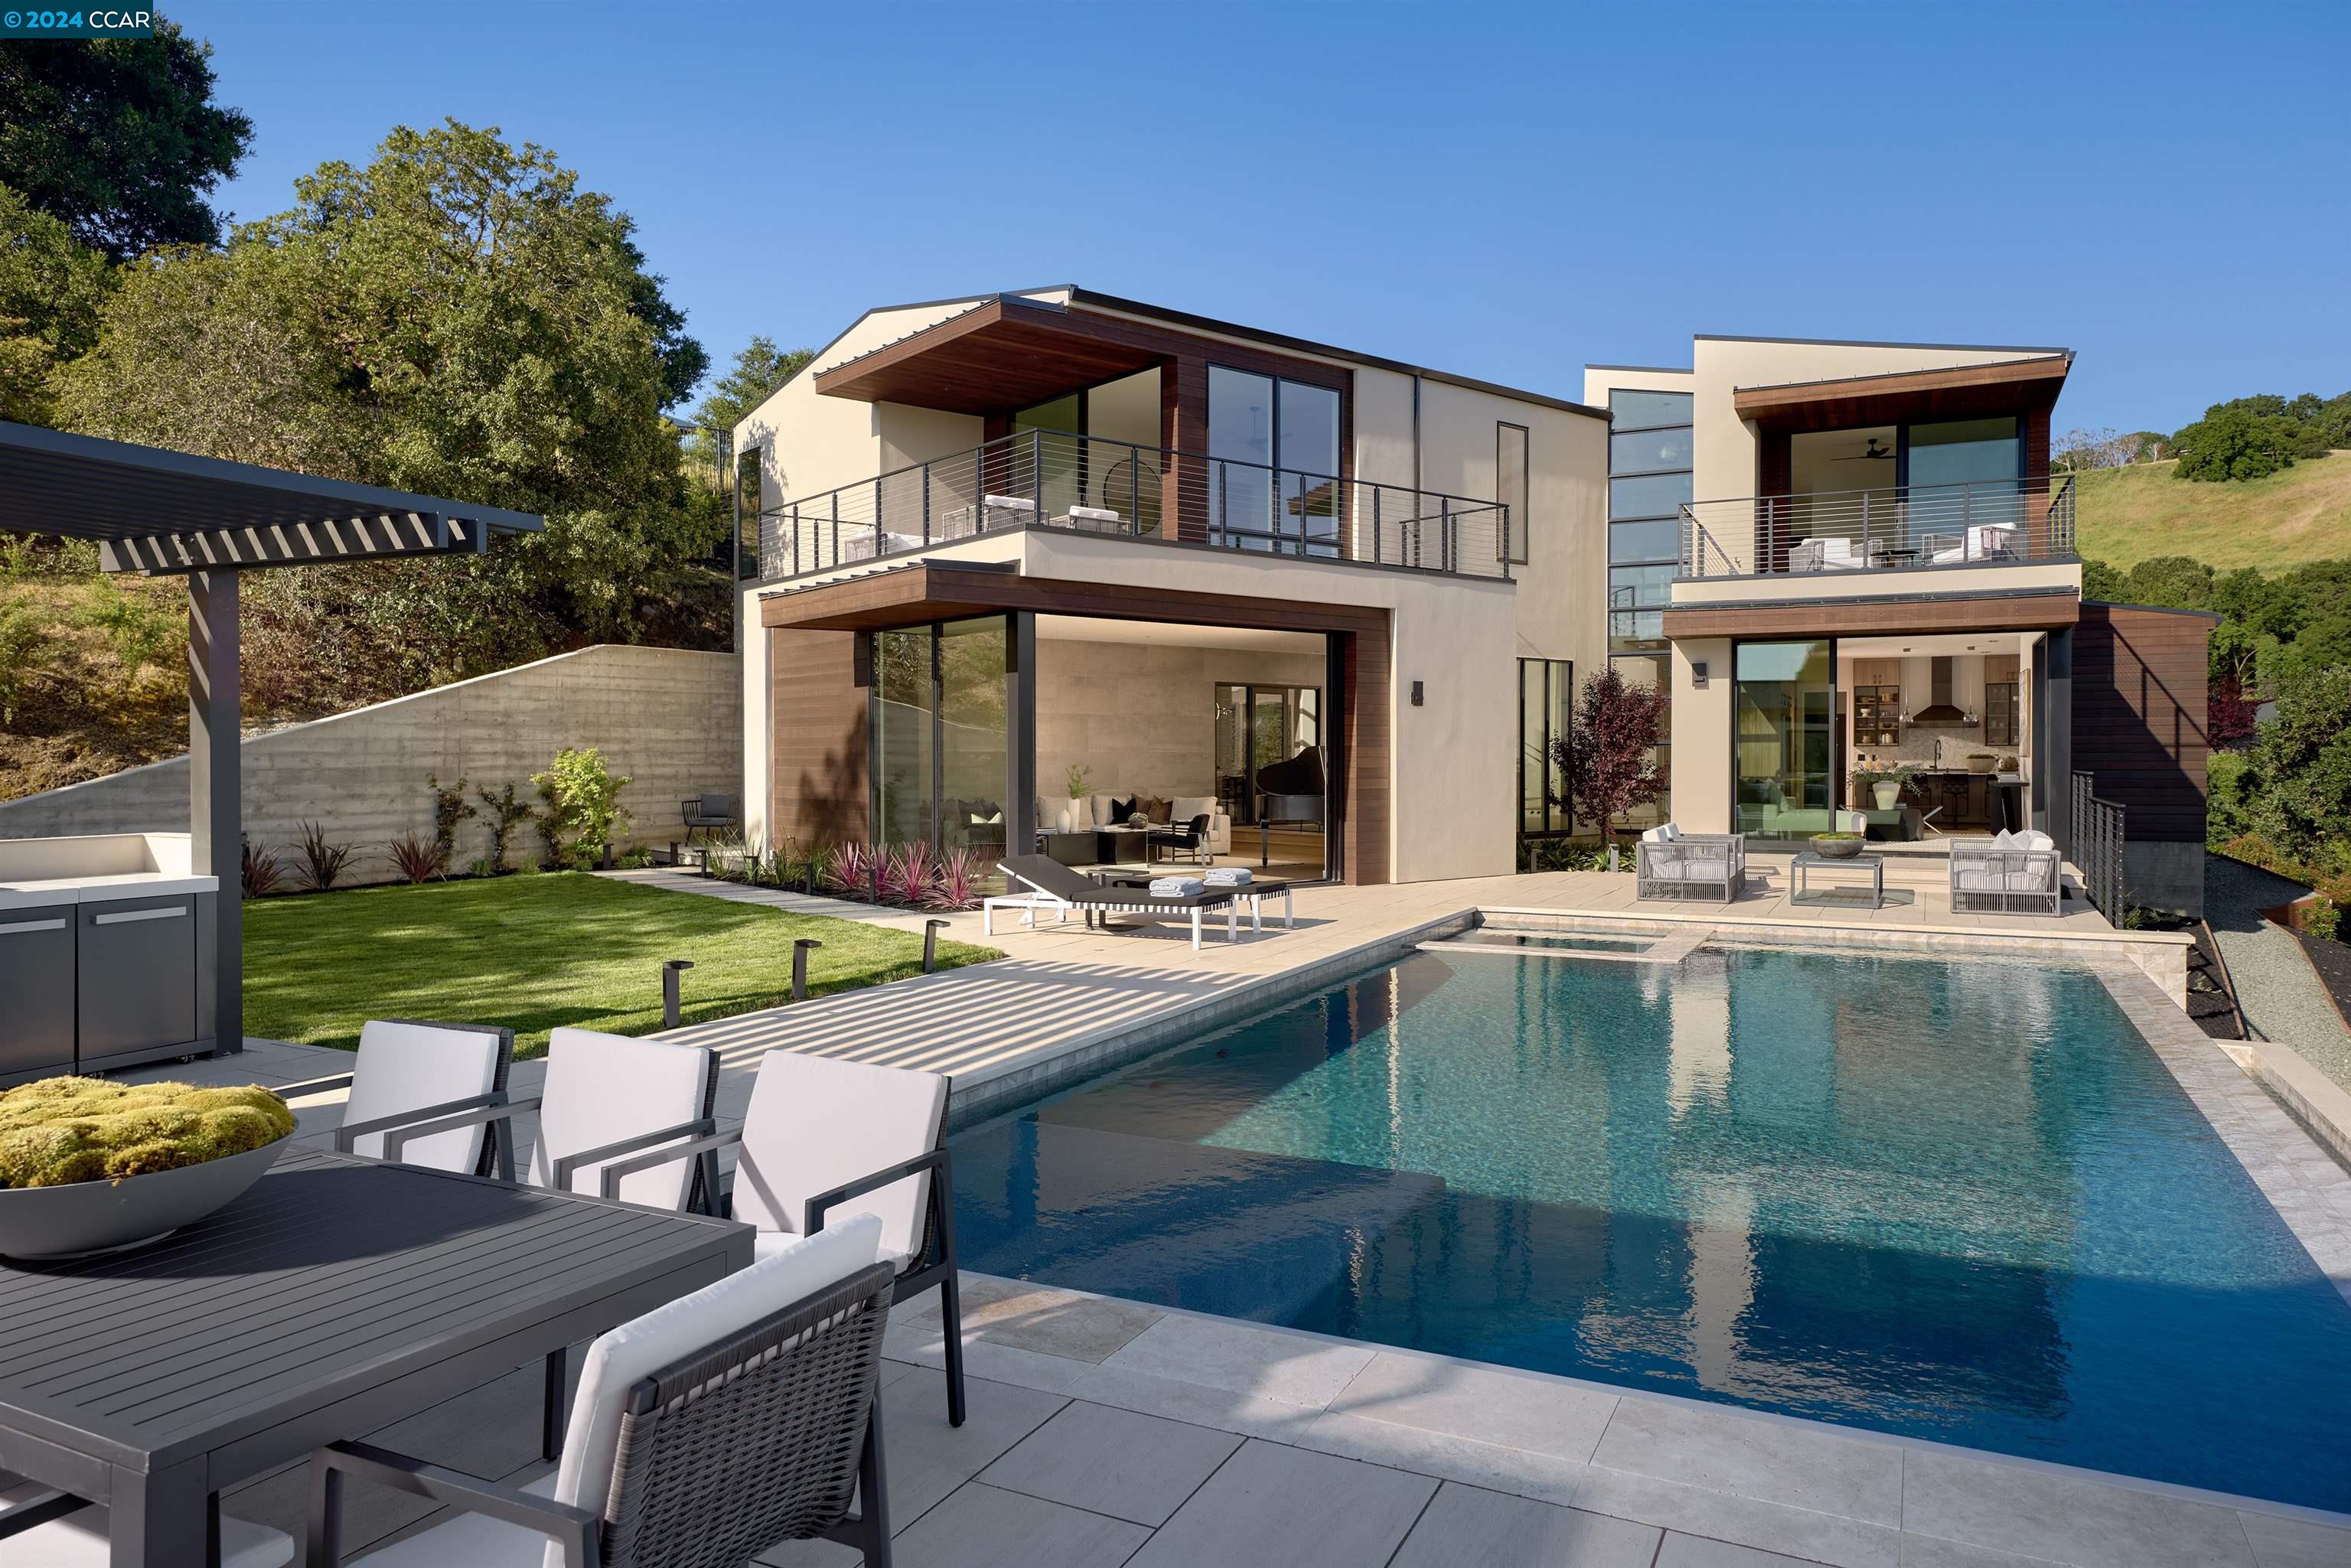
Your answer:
[1677,474,2076,579]
[2072,770,2126,924]
[750,429,1511,583]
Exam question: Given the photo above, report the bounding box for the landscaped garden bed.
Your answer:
[245,872,997,1056]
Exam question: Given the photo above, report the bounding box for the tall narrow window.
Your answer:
[1208,365,1342,556]
[734,448,763,580]
[1518,657,1573,836]
[1498,422,1529,564]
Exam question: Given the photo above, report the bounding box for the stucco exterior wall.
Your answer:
[0,645,739,883]
[1668,636,1735,832]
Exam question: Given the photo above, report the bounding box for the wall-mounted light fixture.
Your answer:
[1691,662,1709,688]
[1410,680,1424,706]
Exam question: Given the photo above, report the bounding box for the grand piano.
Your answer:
[1254,745,1325,869]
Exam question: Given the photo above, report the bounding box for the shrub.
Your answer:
[0,1078,295,1188]
[2305,898,2341,944]
[427,773,477,863]
[475,781,533,872]
[532,747,632,866]
[80,585,178,689]
[880,841,935,905]
[241,840,285,898]
[820,841,879,900]
[928,847,991,911]
[384,830,444,885]
[465,856,498,879]
[0,603,47,726]
[295,820,355,892]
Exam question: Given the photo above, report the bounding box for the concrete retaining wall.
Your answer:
[0,645,739,885]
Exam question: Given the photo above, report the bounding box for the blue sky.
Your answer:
[183,1,2348,436]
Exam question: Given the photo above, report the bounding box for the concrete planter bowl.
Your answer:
[0,1133,292,1261]
[1811,834,1867,860]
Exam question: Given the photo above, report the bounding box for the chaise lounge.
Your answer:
[983,854,1243,950]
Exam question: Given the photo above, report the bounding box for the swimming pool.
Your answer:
[951,943,2351,1512]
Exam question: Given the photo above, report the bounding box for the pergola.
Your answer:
[0,420,543,1058]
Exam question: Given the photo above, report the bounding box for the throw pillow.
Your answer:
[1143,794,1173,825]
[1112,794,1137,823]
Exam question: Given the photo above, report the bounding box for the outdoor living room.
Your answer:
[1026,617,1330,885]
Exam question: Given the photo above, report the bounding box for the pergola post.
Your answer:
[189,569,241,1056]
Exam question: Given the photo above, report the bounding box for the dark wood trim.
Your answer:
[2072,602,2212,843]
[1342,623,1390,884]
[1733,355,2071,432]
[760,562,1391,637]
[1661,587,2079,641]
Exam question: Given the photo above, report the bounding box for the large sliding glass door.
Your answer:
[1208,367,1341,555]
[872,616,1009,854]
[1733,640,1839,839]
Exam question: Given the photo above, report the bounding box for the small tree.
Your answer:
[2209,673,2258,752]
[532,747,632,867]
[1549,664,1668,851]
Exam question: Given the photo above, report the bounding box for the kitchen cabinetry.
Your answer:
[0,903,77,1081]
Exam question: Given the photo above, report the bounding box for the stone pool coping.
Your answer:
[876,1268,2351,1568]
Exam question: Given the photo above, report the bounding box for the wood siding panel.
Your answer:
[2072,604,2212,843]
[761,563,1390,637]
[1661,589,2079,641]
[1343,621,1391,885]
[768,628,868,846]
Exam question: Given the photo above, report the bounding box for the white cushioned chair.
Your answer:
[285,1019,517,1178]
[0,1478,290,1566]
[382,1027,723,1459]
[1949,829,2062,916]
[307,1216,897,1568]
[596,1049,967,1428]
[1636,822,1747,903]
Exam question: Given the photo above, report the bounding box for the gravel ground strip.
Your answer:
[2204,852,2351,1095]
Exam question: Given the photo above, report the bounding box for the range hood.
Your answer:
[1912,657,1971,725]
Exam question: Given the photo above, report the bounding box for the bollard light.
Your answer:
[661,959,694,1029]
[923,918,948,973]
[792,938,823,1002]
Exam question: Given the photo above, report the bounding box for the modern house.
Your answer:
[729,286,1606,886]
[731,297,2209,910]
[1585,336,2210,912]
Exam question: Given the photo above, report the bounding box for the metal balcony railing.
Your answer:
[1676,474,2076,579]
[750,429,1511,583]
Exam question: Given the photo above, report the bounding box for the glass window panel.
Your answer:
[1610,426,1692,474]
[1277,380,1339,478]
[1209,367,1274,548]
[872,628,934,846]
[1609,565,1675,650]
[1734,640,1837,840]
[1497,422,1530,564]
[1907,416,2021,491]
[1609,389,1694,430]
[1611,517,1679,564]
[938,618,1006,855]
[1609,471,1692,521]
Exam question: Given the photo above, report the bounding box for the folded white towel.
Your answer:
[1148,877,1205,898]
[1202,867,1252,885]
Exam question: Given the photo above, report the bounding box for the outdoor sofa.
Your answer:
[1636,823,1747,903]
[1948,830,2062,916]
[983,853,1244,950]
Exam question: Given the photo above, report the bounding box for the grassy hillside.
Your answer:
[2072,454,2351,572]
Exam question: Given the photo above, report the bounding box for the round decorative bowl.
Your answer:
[1811,835,1867,859]
[0,1133,291,1261]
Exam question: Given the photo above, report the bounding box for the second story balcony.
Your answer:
[751,429,1511,585]
[1676,474,2076,580]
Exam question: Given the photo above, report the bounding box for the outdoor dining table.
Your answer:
[0,1145,753,1566]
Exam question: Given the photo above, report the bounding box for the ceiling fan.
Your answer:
[1834,438,1896,462]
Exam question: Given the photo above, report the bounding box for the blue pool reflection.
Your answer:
[951,946,2351,1512]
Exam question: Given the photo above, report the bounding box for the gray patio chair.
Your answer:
[0,1475,291,1564]
[383,1027,722,1462]
[1948,832,2062,916]
[1635,824,1746,902]
[597,1048,967,1428]
[305,1214,898,1568]
[679,791,739,849]
[276,1018,518,1178]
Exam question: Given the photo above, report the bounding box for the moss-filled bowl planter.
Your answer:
[0,1078,295,1260]
[1810,833,1867,859]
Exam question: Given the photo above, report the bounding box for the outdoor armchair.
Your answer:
[1635,824,1747,903]
[305,1215,898,1568]
[597,1049,967,1428]
[1948,831,2062,916]
[678,791,739,849]
[1,1475,291,1565]
[289,1018,517,1178]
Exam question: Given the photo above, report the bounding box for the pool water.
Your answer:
[952,945,2351,1512]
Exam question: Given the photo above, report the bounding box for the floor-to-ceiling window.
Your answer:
[1733,640,1838,839]
[1518,657,1573,836]
[1608,388,1689,825]
[872,616,1009,852]
[1208,367,1340,555]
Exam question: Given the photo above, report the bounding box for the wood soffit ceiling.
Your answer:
[759,561,1387,637]
[1733,356,2072,432]
[812,300,1165,413]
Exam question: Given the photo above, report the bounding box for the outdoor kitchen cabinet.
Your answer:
[0,833,220,1086]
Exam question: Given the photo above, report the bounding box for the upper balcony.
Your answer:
[1675,474,2075,581]
[749,429,1511,585]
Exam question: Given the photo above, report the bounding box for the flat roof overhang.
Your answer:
[1,420,543,572]
[759,559,1388,637]
[1661,586,2079,640]
[811,298,1166,413]
[1732,355,2072,433]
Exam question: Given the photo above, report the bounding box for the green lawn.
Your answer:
[244,872,997,1056]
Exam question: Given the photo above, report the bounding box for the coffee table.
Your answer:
[1792,849,1885,909]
